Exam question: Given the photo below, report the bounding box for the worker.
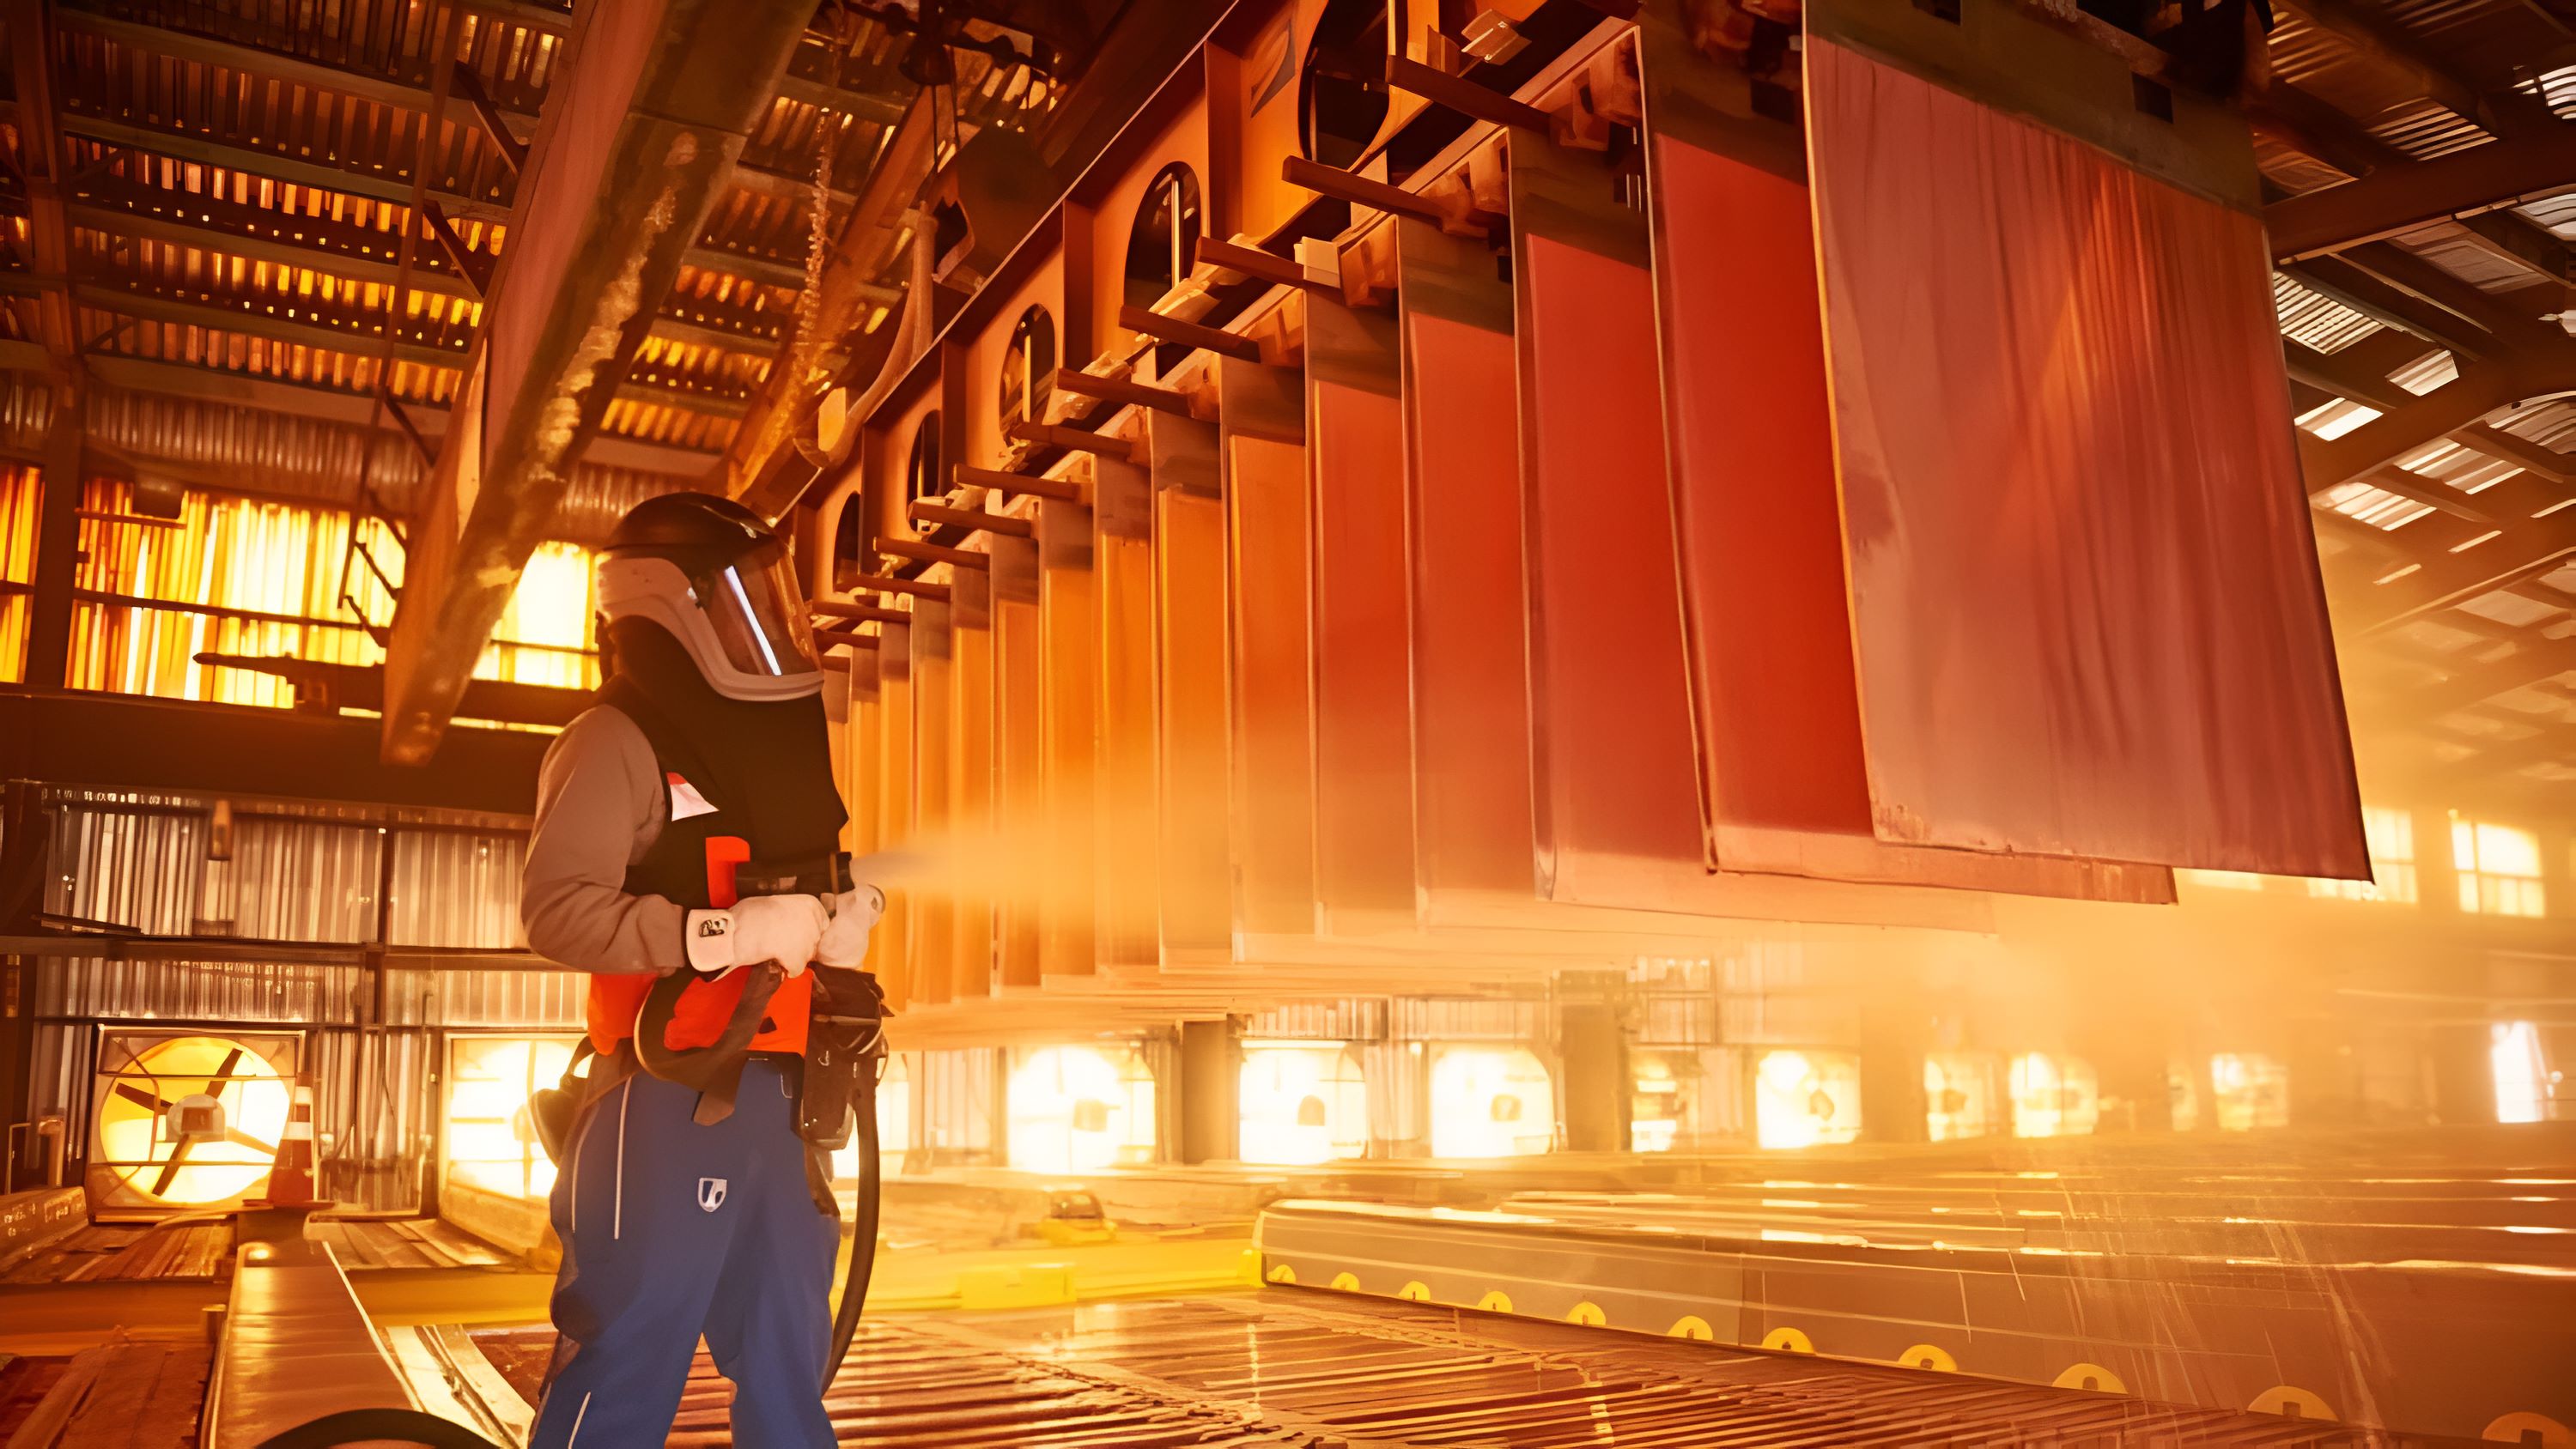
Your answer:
[519,492,874,1449]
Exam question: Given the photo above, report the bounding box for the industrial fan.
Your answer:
[87,1030,298,1220]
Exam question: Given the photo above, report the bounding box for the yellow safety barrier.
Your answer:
[1266,1264,1297,1284]
[1328,1271,1362,1292]
[1899,1344,1958,1373]
[1397,1281,1432,1302]
[1566,1301,1607,1327]
[1760,1326,1814,1354]
[2250,1386,2336,1422]
[1668,1316,1715,1341]
[2053,1363,2128,1394]
[1476,1290,1515,1313]
[2485,1412,2573,1445]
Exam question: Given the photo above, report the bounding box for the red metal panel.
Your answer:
[993,537,1044,991]
[1807,39,2366,877]
[1221,355,1318,940]
[1036,500,1098,979]
[1094,448,1162,967]
[907,600,953,1006]
[1647,126,2172,904]
[1398,227,1537,901]
[949,569,996,1001]
[1513,138,1708,906]
[1151,413,1232,961]
[866,623,913,1003]
[1307,295,1418,932]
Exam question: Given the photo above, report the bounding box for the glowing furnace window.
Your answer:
[1923,1052,2001,1142]
[2209,1052,2290,1131]
[1427,1046,1553,1158]
[1753,1049,1862,1149]
[1239,1042,1368,1165]
[1007,1044,1157,1172]
[2009,1052,2100,1138]
[443,1035,577,1202]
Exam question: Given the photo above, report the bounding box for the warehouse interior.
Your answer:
[3,0,2575,1443]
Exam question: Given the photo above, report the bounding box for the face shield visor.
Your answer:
[689,541,821,682]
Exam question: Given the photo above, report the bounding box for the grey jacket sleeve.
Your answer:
[520,706,685,974]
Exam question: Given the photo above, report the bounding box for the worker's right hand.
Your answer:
[683,894,829,974]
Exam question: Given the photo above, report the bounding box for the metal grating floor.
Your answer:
[471,1291,2425,1446]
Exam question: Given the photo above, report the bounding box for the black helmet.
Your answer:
[597,493,822,700]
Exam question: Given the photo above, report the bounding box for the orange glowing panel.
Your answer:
[866,622,914,1005]
[993,537,1044,991]
[1150,410,1233,961]
[1395,221,1534,901]
[948,567,997,1001]
[1036,497,1099,979]
[1638,54,2170,904]
[1510,133,1707,906]
[1221,351,1319,940]
[1804,38,2365,877]
[908,598,955,1007]
[1094,445,1162,968]
[1307,294,1418,934]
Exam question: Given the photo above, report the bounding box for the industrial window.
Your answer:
[2308,807,2417,902]
[1123,163,1204,312]
[1299,0,1401,170]
[1751,1049,1862,1150]
[2180,869,2265,893]
[2008,1052,2099,1137]
[904,411,945,535]
[2209,1052,2290,1131]
[2452,815,2546,917]
[0,464,35,683]
[442,1036,580,1204]
[2492,1022,2569,1123]
[830,492,868,592]
[1005,1043,1157,1172]
[999,305,1056,431]
[1428,1045,1556,1157]
[1238,1041,1368,1165]
[59,481,597,706]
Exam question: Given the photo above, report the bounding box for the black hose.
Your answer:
[823,1092,880,1390]
[252,1408,507,1449]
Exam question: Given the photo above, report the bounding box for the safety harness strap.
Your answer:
[633,961,786,1124]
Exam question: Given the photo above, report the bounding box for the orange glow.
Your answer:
[2210,1052,2290,1131]
[2009,1053,2099,1138]
[1427,1046,1554,1157]
[1238,1042,1368,1165]
[1754,1050,1862,1150]
[443,1035,578,1202]
[1006,1044,1157,1172]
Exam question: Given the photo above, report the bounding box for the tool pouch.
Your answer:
[798,966,890,1149]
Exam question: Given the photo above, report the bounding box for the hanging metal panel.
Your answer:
[1305,292,1418,937]
[908,599,956,1009]
[1148,406,1232,963]
[1510,130,1708,908]
[866,621,917,1003]
[1036,496,1100,980]
[1395,220,1535,905]
[1802,16,2365,876]
[991,536,1046,991]
[1635,18,2171,904]
[1219,350,1318,942]
[948,567,998,1003]
[1093,435,1163,971]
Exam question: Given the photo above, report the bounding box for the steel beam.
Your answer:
[719,91,939,508]
[2267,127,2576,261]
[51,6,860,204]
[2395,633,2576,724]
[380,0,816,764]
[12,0,87,689]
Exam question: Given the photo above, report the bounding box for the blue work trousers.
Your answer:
[528,1057,838,1448]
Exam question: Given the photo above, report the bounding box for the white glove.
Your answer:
[684,894,829,976]
[816,885,887,967]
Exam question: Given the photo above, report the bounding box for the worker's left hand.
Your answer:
[816,884,887,967]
